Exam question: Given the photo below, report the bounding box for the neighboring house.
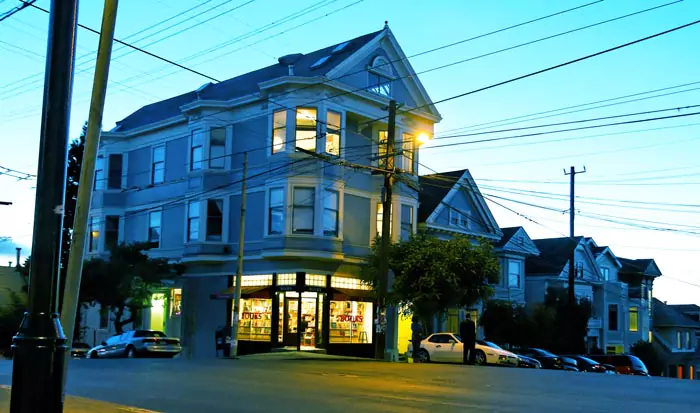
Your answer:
[652,298,700,379]
[618,257,662,347]
[416,170,538,339]
[0,264,26,308]
[88,26,441,358]
[526,237,636,354]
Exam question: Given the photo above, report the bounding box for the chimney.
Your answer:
[288,64,294,76]
[8,262,11,267]
[16,247,21,268]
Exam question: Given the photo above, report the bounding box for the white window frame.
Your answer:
[294,107,318,153]
[601,266,610,281]
[629,306,639,332]
[187,200,201,242]
[189,129,204,171]
[324,109,343,157]
[267,187,285,236]
[151,145,165,184]
[608,304,619,331]
[205,198,225,242]
[148,210,162,248]
[270,109,288,155]
[88,216,101,253]
[400,133,415,174]
[323,189,339,237]
[508,260,521,289]
[449,208,471,229]
[94,156,105,191]
[367,56,394,98]
[291,186,316,235]
[400,204,413,241]
[208,126,227,169]
[106,153,123,190]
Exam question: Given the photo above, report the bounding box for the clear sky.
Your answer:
[0,0,698,304]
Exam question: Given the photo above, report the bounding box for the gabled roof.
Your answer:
[418,169,466,222]
[494,227,520,248]
[114,30,383,132]
[526,237,583,275]
[590,245,622,268]
[653,298,700,329]
[619,257,662,277]
[669,304,700,314]
[494,227,539,256]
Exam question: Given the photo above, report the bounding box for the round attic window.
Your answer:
[371,56,393,76]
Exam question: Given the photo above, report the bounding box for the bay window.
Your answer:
[105,215,120,252]
[88,217,100,252]
[629,306,639,332]
[190,130,203,171]
[206,199,224,241]
[94,156,105,190]
[268,188,284,235]
[209,127,226,169]
[400,204,413,241]
[292,187,315,234]
[152,146,165,184]
[295,108,317,152]
[508,260,521,289]
[400,133,414,173]
[323,190,339,236]
[272,110,287,154]
[377,131,389,169]
[326,110,341,156]
[376,203,392,238]
[148,211,161,248]
[187,202,200,241]
[107,154,122,189]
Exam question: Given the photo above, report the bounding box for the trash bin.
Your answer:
[215,326,231,358]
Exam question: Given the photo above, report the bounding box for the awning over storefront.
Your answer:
[210,286,270,300]
[332,288,376,301]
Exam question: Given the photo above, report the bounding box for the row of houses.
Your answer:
[71,26,698,377]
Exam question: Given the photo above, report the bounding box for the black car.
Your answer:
[587,354,649,376]
[561,355,610,373]
[70,342,91,358]
[516,348,578,371]
[517,355,542,369]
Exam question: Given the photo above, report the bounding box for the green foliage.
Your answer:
[80,242,185,333]
[0,292,27,358]
[363,232,499,323]
[631,340,665,376]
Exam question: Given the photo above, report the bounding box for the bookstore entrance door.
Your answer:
[281,292,323,349]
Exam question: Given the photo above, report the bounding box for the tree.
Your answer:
[543,287,592,354]
[363,232,500,326]
[80,242,185,333]
[631,340,665,376]
[480,300,532,347]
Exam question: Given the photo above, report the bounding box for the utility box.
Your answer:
[215,326,231,358]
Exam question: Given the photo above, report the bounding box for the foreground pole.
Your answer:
[10,0,79,412]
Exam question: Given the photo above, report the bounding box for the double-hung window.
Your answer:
[295,108,317,152]
[190,131,203,171]
[326,111,341,156]
[206,199,224,241]
[268,188,284,235]
[209,127,226,169]
[508,260,521,288]
[152,146,165,184]
[94,156,105,190]
[368,72,392,97]
[105,216,120,251]
[323,190,339,237]
[292,187,315,234]
[400,133,414,173]
[148,211,161,248]
[600,267,610,281]
[107,154,123,189]
[608,305,619,331]
[272,110,287,154]
[376,203,392,238]
[400,205,413,241]
[88,217,100,252]
[377,131,389,169]
[629,306,639,332]
[187,202,200,241]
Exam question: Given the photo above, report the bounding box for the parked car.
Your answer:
[409,333,519,366]
[561,355,611,373]
[515,348,578,371]
[70,342,91,358]
[586,354,649,376]
[87,330,181,359]
[517,355,542,369]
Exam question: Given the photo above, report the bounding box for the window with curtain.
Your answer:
[292,187,315,234]
[268,188,284,235]
[400,204,413,241]
[295,108,317,151]
[187,202,200,241]
[206,199,224,241]
[326,110,341,156]
[152,146,165,184]
[209,127,226,168]
[323,190,339,236]
[272,110,287,154]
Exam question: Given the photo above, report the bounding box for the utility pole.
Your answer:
[379,100,398,362]
[61,0,119,392]
[10,0,79,411]
[563,166,586,307]
[230,152,248,358]
[0,201,12,206]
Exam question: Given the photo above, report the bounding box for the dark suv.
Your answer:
[587,354,649,376]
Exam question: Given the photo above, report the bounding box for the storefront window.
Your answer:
[171,288,182,317]
[331,276,372,290]
[306,274,326,287]
[277,273,297,285]
[329,301,373,344]
[238,298,272,341]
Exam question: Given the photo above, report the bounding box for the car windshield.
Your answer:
[629,356,648,372]
[534,348,557,357]
[453,335,462,343]
[133,330,167,338]
[478,340,502,350]
[577,356,598,365]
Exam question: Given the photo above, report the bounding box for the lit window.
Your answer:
[88,216,100,252]
[292,187,315,234]
[608,305,619,331]
[601,267,610,280]
[400,204,413,241]
[686,331,692,349]
[326,110,341,156]
[277,273,297,286]
[107,154,122,189]
[450,209,470,229]
[377,131,389,169]
[206,199,224,241]
[94,156,105,191]
[376,203,392,238]
[306,274,326,287]
[508,260,521,289]
[329,301,373,344]
[629,306,639,332]
[677,331,682,349]
[400,133,414,173]
[190,130,203,171]
[295,108,317,152]
[187,202,200,241]
[148,211,161,248]
[368,67,392,97]
[330,276,372,290]
[238,275,273,287]
[272,110,286,154]
[268,188,284,235]
[210,127,226,169]
[105,215,119,252]
[323,190,339,237]
[152,146,165,184]
[237,298,272,341]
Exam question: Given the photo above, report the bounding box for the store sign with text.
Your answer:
[242,312,270,320]
[336,315,363,323]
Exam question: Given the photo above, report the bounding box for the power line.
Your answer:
[0,0,34,23]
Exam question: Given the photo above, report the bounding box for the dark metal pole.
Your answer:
[10,0,79,411]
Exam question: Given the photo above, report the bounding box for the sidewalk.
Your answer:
[0,385,159,412]
[238,350,376,362]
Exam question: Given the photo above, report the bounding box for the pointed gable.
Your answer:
[418,169,501,240]
[495,227,539,256]
[619,258,662,277]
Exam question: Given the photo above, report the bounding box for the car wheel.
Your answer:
[418,349,430,363]
[87,351,97,359]
[474,350,486,365]
[126,346,136,359]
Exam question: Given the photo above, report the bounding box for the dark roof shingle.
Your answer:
[619,257,655,275]
[653,298,700,328]
[494,227,520,248]
[526,237,583,275]
[114,30,383,132]
[417,169,466,222]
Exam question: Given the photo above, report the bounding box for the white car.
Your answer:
[409,332,519,367]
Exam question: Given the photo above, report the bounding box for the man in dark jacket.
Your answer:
[459,313,476,365]
[411,317,424,362]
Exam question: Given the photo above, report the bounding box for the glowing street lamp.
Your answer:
[416,133,432,147]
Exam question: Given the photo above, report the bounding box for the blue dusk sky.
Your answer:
[0,0,698,304]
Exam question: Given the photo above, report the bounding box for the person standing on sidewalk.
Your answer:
[411,316,423,362]
[459,313,476,365]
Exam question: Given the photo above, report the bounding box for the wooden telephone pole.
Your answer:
[564,166,586,307]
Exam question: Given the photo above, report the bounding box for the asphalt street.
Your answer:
[0,357,698,412]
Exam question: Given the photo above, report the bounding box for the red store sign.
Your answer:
[242,312,269,320]
[336,315,363,323]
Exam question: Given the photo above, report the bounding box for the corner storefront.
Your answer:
[210,272,377,358]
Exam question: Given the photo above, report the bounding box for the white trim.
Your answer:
[146,207,163,249]
[264,185,286,237]
[179,94,261,114]
[150,144,166,185]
